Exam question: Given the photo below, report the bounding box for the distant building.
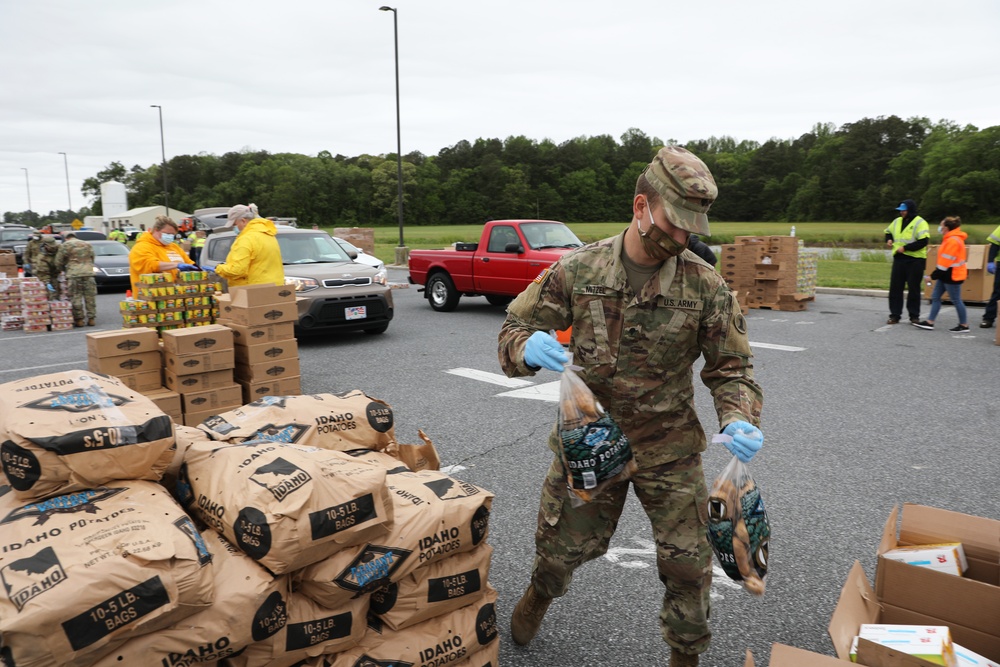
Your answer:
[107,206,191,232]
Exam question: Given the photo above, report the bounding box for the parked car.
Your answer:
[199,227,394,335]
[62,230,107,241]
[0,227,39,265]
[87,240,131,289]
[333,237,384,271]
[121,227,142,241]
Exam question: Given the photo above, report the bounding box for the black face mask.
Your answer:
[637,201,686,261]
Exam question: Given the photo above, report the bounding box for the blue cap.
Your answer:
[895,203,908,211]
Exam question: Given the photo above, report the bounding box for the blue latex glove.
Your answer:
[988,262,996,275]
[46,283,55,293]
[177,263,200,271]
[721,421,764,463]
[23,264,30,271]
[523,331,568,372]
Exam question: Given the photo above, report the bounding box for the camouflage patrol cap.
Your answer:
[641,146,717,236]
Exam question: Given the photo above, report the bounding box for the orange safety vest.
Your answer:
[937,229,968,282]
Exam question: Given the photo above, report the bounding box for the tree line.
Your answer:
[5,115,999,230]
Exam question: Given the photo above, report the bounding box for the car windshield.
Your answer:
[0,230,33,242]
[334,237,360,254]
[90,243,130,257]
[520,223,583,250]
[277,233,353,264]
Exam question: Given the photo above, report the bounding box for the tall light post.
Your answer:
[150,104,169,214]
[20,167,32,217]
[379,5,407,264]
[58,152,72,211]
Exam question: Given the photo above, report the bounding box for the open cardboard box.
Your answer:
[744,643,844,666]
[876,504,1000,645]
[831,559,1000,664]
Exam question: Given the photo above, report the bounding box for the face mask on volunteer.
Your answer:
[638,198,687,261]
[160,233,176,244]
[937,226,944,234]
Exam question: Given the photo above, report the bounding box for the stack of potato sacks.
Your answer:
[0,372,498,667]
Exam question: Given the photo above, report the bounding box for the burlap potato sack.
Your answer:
[294,468,492,609]
[0,480,214,667]
[178,439,392,575]
[327,585,498,667]
[196,392,395,452]
[370,543,493,631]
[225,590,368,667]
[91,529,290,667]
[0,371,175,502]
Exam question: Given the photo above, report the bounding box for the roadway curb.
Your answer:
[815,287,888,298]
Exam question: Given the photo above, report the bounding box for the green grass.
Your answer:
[327,221,977,290]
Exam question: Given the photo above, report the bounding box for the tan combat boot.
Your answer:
[670,648,699,667]
[510,584,553,646]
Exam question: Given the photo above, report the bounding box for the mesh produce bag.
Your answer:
[706,446,770,595]
[557,366,636,502]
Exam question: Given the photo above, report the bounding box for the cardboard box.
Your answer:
[144,388,181,417]
[183,403,242,427]
[876,505,1000,639]
[228,284,296,308]
[234,358,301,383]
[218,301,298,327]
[164,368,235,394]
[115,369,163,393]
[181,384,242,413]
[851,626,956,666]
[238,376,302,403]
[233,339,299,365]
[226,321,296,345]
[161,324,234,356]
[923,246,994,302]
[86,328,159,357]
[87,351,161,375]
[954,643,1000,667]
[163,348,236,376]
[744,644,845,666]
[882,543,969,577]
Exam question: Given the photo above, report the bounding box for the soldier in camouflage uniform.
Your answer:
[54,232,97,326]
[497,146,765,667]
[25,236,61,299]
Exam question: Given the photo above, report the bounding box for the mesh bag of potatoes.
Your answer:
[176,438,393,575]
[196,392,395,452]
[0,480,214,667]
[0,371,175,502]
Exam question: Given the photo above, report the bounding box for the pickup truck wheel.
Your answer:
[485,295,512,306]
[427,273,460,312]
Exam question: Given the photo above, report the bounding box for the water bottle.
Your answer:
[790,226,796,237]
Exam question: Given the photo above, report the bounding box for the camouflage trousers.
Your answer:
[66,277,97,323]
[530,453,713,654]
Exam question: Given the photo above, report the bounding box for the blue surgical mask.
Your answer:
[160,233,176,244]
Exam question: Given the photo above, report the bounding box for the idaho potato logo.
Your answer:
[2,546,67,611]
[23,386,130,413]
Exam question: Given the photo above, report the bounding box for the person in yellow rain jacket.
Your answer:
[214,203,285,287]
[129,216,197,294]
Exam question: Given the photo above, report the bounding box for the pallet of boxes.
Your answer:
[215,284,303,403]
[719,235,817,312]
[0,369,498,667]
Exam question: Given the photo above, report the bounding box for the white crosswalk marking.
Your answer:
[496,381,560,402]
[444,368,534,388]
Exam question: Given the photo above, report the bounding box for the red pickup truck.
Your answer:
[407,219,584,311]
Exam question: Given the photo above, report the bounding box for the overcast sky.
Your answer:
[2,0,998,217]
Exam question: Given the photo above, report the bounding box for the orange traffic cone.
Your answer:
[17,267,23,278]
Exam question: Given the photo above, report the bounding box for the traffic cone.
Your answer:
[17,267,23,278]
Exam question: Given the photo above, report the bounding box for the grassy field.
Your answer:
[342,221,995,290]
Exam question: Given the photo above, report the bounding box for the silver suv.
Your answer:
[200,228,393,335]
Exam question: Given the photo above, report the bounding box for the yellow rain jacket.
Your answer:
[215,217,285,287]
[129,231,193,294]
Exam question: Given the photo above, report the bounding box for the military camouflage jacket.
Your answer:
[25,239,58,274]
[55,239,95,278]
[498,231,763,468]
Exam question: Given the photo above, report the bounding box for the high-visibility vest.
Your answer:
[191,236,206,249]
[987,224,1000,247]
[884,215,929,258]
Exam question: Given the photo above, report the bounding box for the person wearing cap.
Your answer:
[128,215,199,294]
[213,203,284,287]
[884,199,930,324]
[497,146,764,667]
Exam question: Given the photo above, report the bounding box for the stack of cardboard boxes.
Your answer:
[122,271,221,333]
[0,279,22,330]
[334,226,375,254]
[216,284,302,403]
[161,324,242,426]
[86,327,163,393]
[0,250,17,277]
[19,279,52,332]
[719,236,814,312]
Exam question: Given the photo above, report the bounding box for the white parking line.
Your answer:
[0,329,108,341]
[0,360,85,374]
[749,342,806,352]
[444,368,534,388]
[497,381,560,403]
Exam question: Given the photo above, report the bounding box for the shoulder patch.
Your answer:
[533,268,549,284]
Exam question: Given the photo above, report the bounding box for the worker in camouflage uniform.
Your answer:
[497,146,765,667]
[25,235,61,299]
[54,232,97,326]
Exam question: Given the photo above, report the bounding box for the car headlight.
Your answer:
[93,266,104,275]
[285,276,319,292]
[373,267,388,286]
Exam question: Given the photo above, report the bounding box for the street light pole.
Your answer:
[20,167,32,216]
[58,152,72,211]
[379,5,407,264]
[150,104,169,215]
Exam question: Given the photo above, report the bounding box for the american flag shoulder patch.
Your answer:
[533,268,549,284]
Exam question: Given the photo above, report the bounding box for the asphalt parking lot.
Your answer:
[1,272,996,666]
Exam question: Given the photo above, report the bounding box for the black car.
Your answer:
[0,227,37,265]
[88,241,131,289]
